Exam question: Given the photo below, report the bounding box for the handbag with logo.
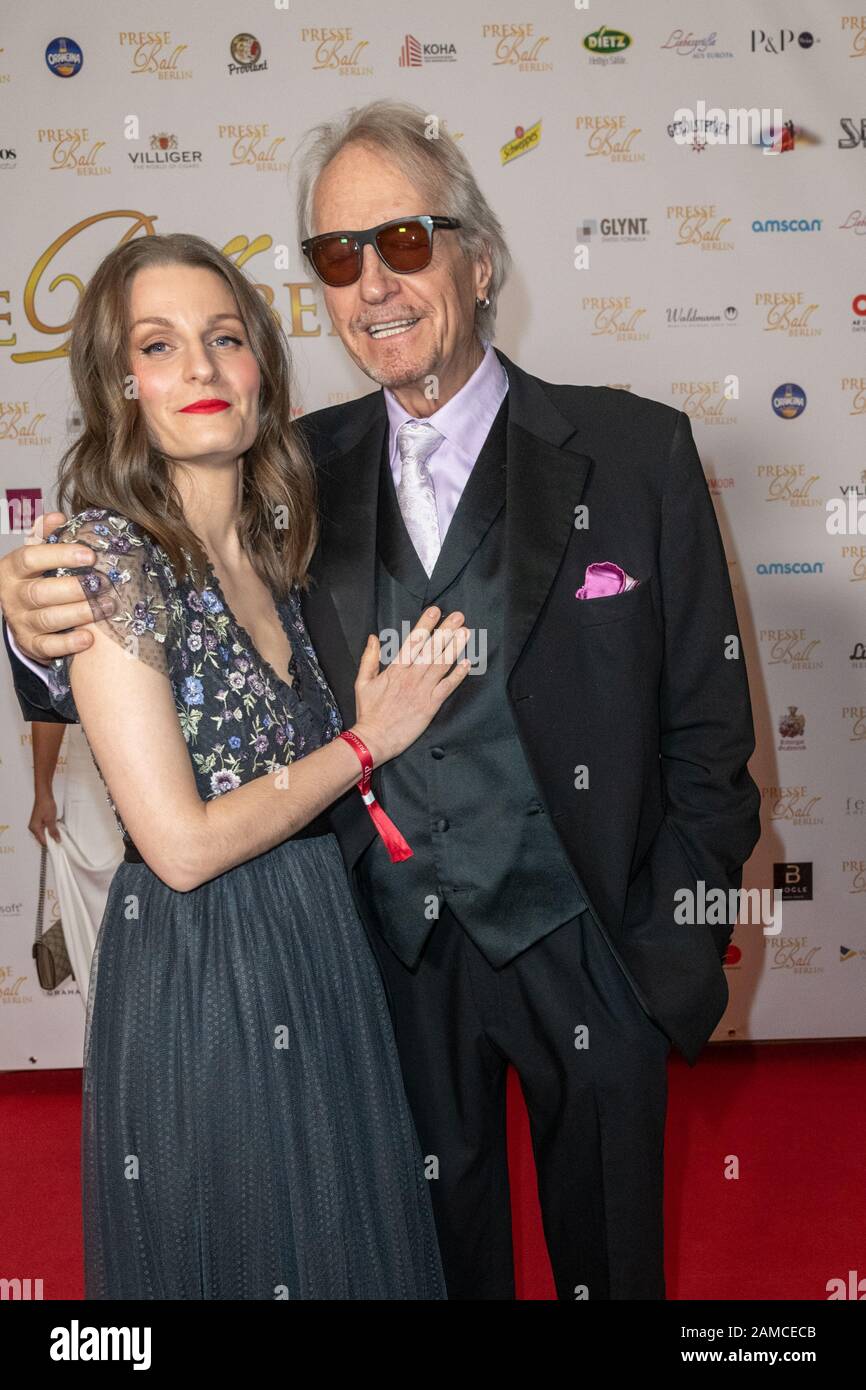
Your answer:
[32,842,74,990]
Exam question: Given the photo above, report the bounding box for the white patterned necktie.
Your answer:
[395,419,444,577]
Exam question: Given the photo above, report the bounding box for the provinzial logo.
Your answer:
[772,383,807,418]
[45,37,83,78]
[752,217,822,233]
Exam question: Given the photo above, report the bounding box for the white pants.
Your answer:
[44,725,123,1009]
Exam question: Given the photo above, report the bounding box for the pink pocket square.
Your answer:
[576,561,639,600]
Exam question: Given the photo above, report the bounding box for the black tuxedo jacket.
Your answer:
[4,348,761,1063]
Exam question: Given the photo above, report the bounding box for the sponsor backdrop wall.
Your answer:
[1,2,864,1067]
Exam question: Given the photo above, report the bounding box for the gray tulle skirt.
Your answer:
[80,832,447,1299]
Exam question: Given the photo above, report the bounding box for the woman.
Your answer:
[29,722,123,1009]
[42,232,471,1299]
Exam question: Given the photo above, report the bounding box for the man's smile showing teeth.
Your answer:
[367,318,419,339]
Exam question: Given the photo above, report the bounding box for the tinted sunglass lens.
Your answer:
[313,236,361,286]
[376,220,432,272]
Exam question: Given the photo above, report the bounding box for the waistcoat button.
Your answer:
[430,746,446,759]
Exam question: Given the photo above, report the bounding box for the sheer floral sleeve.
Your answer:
[44,509,174,721]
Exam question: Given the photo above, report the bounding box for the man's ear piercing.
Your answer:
[476,296,490,309]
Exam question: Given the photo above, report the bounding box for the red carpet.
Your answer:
[3,1041,864,1300]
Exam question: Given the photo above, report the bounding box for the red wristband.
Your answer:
[338,730,413,864]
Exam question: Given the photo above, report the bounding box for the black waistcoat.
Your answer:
[355,396,587,969]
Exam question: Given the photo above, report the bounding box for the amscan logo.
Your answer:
[752,216,822,232]
[756,561,825,575]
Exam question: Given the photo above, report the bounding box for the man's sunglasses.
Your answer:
[301,215,461,288]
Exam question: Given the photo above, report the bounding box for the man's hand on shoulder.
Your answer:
[0,510,106,664]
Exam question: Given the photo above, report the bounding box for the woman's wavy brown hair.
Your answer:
[56,232,317,596]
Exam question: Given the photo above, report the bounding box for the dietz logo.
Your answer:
[583,26,631,53]
[45,37,83,78]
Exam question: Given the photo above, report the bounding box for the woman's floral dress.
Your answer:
[43,508,447,1301]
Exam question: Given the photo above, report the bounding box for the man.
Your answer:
[1,99,761,1300]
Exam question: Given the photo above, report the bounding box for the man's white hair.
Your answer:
[293,98,512,339]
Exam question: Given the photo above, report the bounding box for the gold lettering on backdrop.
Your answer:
[12,211,159,364]
[8,218,339,360]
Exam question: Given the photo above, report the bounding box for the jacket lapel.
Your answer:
[494,349,593,683]
[314,392,386,673]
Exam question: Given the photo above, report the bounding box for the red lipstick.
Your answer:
[180,399,231,414]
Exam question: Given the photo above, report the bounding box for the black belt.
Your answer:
[122,810,333,864]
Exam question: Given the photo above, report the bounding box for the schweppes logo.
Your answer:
[500,120,542,164]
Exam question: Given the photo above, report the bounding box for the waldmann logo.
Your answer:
[660,28,733,59]
[228,34,267,76]
[575,115,644,162]
[666,304,738,327]
[398,34,457,65]
[583,26,631,64]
